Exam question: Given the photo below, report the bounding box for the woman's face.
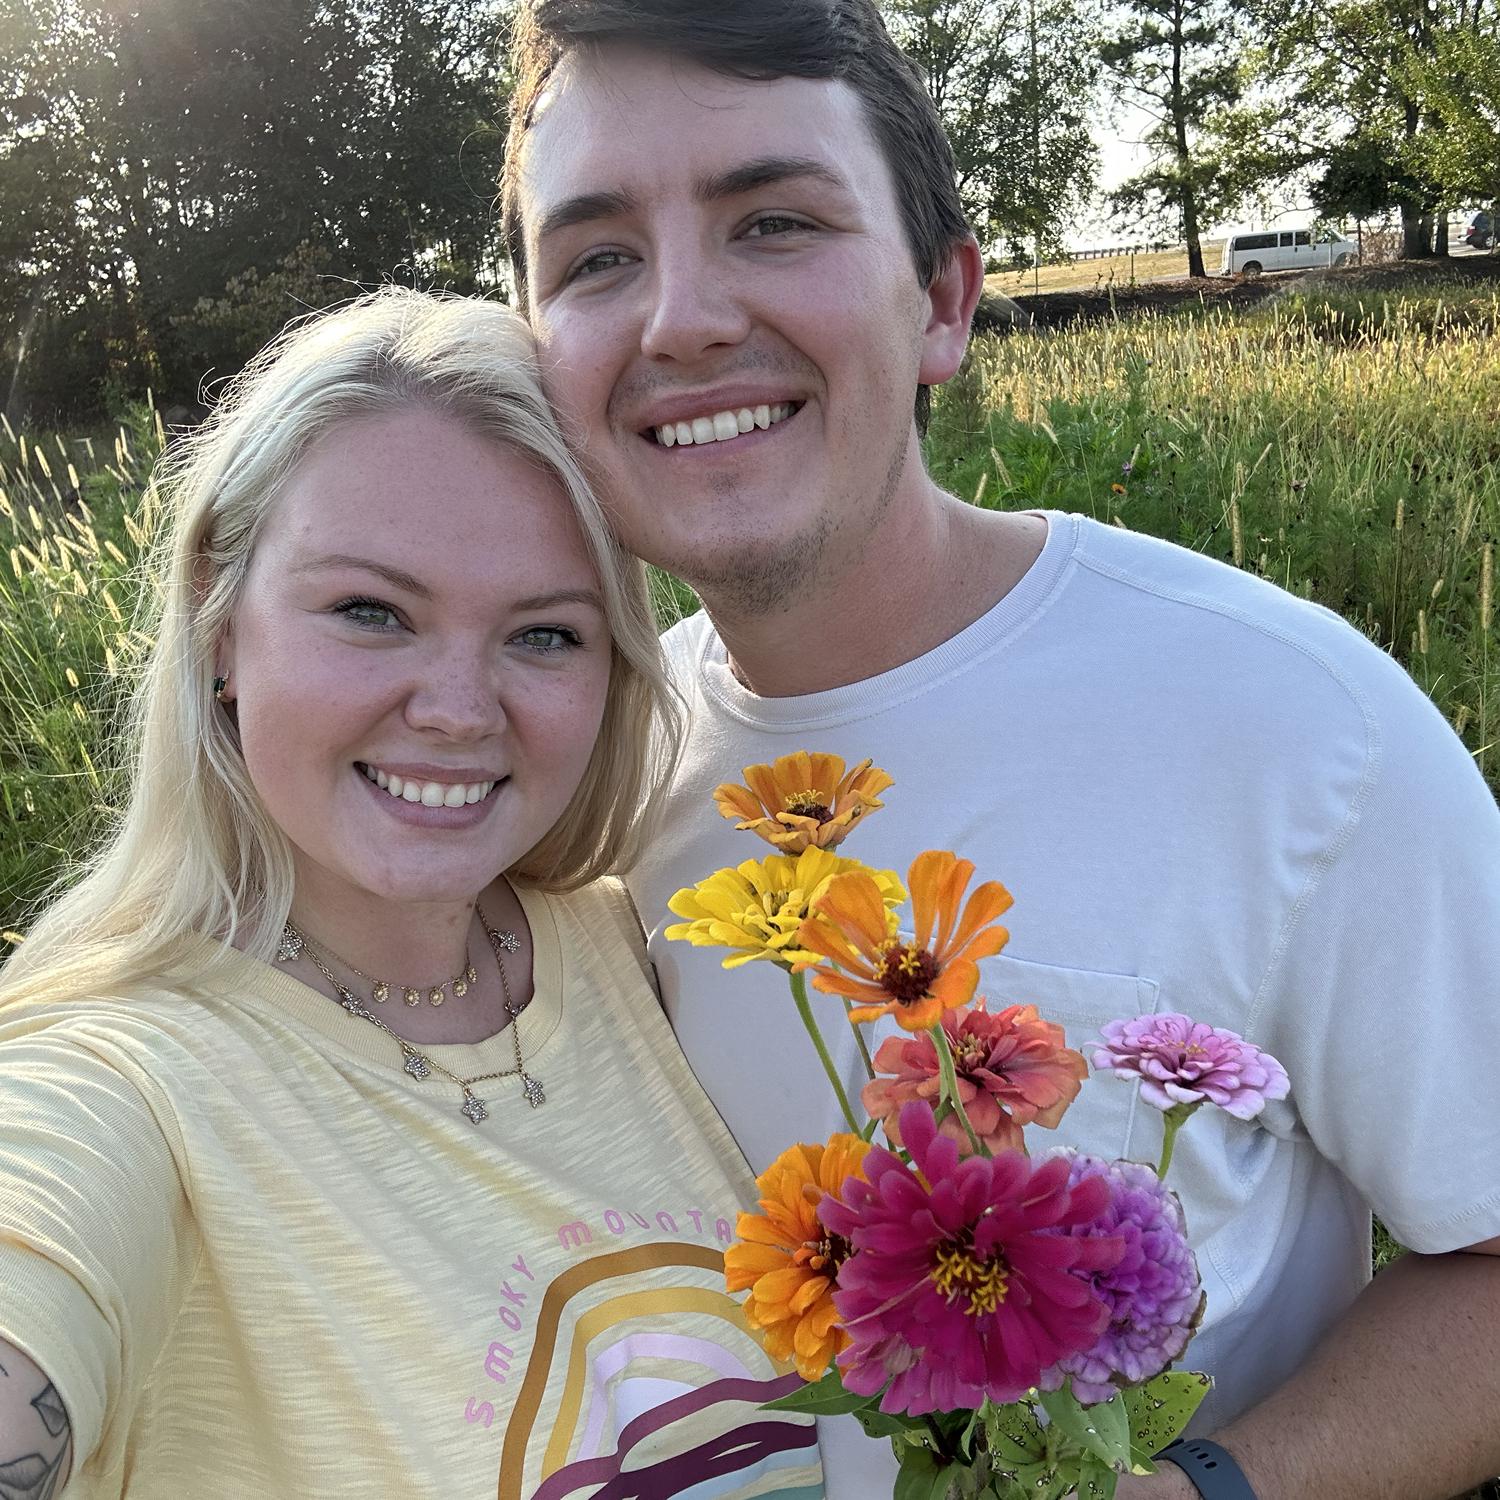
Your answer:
[221,405,612,914]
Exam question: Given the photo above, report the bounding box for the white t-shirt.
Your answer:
[627,511,1500,1496]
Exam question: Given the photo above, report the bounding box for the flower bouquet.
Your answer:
[666,752,1289,1500]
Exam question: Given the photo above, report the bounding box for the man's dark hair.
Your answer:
[500,0,974,425]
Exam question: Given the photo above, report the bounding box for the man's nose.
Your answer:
[639,246,752,362]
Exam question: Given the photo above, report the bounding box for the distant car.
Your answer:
[1464,212,1493,250]
[1220,227,1357,277]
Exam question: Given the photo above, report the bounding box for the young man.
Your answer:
[502,4,1500,1497]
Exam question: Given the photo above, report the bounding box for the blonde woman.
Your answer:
[0,290,822,1499]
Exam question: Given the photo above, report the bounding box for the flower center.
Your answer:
[955,1033,987,1070]
[875,941,941,1008]
[930,1237,1011,1316]
[784,789,833,822]
[793,1231,852,1277]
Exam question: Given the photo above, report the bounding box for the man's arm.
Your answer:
[1121,1237,1500,1500]
[0,1335,73,1499]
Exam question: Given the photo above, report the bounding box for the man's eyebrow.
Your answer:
[695,155,851,202]
[294,554,431,599]
[536,188,638,244]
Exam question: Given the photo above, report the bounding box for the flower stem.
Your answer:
[932,1023,985,1156]
[790,970,863,1138]
[845,1001,877,1081]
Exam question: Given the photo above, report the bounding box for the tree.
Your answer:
[882,0,1102,261]
[1100,0,1244,278]
[1402,11,1500,220]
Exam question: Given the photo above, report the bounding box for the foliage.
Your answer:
[1100,0,1245,277]
[0,0,513,420]
[1403,21,1500,205]
[881,0,1102,261]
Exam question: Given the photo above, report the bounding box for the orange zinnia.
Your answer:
[724,1135,871,1382]
[714,751,894,853]
[796,850,1013,1032]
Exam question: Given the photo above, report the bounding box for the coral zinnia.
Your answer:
[863,1002,1088,1155]
[1092,1014,1290,1121]
[714,752,895,854]
[1040,1154,1204,1404]
[666,847,905,970]
[819,1102,1124,1415]
[725,1135,872,1382]
[796,850,1013,1031]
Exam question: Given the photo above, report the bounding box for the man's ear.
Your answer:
[918,235,985,387]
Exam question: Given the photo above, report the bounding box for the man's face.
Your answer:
[516,46,954,611]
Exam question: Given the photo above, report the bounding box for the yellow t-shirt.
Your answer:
[0,879,822,1499]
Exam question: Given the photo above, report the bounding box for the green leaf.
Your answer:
[761,1368,872,1416]
[1013,1458,1076,1500]
[854,1405,916,1440]
[1037,1383,1133,1469]
[1076,1456,1120,1499]
[1122,1370,1213,1458]
[983,1400,1048,1466]
[894,1447,957,1500]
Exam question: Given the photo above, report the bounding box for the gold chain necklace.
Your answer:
[276,924,478,1007]
[283,909,544,1123]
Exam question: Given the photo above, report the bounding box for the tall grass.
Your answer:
[926,282,1500,793]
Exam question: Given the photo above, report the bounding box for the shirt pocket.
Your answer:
[974,951,1161,1165]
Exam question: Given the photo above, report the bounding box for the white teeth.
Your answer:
[364,763,497,808]
[653,402,795,447]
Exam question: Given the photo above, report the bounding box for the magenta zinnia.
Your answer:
[1040,1154,1204,1404]
[1092,1014,1289,1120]
[818,1101,1125,1415]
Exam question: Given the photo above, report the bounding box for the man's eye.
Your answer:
[568,249,633,281]
[743,215,812,238]
[332,597,402,631]
[516,626,583,654]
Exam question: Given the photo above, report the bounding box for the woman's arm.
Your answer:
[0,1335,72,1497]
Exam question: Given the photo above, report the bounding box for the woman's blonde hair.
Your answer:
[2,288,681,1009]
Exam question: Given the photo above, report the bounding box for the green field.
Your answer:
[5,274,1499,936]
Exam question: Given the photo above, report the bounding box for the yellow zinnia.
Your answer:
[666,846,905,970]
[714,751,894,853]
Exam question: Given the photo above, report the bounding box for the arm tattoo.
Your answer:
[0,1374,73,1500]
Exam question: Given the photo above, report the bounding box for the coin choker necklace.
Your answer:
[275,924,476,1007]
[279,908,544,1123]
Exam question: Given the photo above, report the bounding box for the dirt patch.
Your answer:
[973,253,1500,335]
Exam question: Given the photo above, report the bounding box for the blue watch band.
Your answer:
[1156,1437,1258,1500]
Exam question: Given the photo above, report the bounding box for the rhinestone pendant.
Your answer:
[403,987,420,1007]
[465,964,478,983]
[429,987,444,1006]
[403,1052,432,1081]
[372,982,389,1004]
[453,978,468,998]
[276,927,304,963]
[522,1074,546,1108]
[494,930,520,953]
[461,1093,489,1125]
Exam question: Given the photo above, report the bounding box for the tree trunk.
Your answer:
[1170,0,1206,279]
[1401,203,1428,258]
[1435,213,1449,257]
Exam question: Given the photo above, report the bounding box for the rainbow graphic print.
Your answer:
[492,1241,822,1500]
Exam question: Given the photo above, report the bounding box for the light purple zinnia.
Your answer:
[1040,1154,1203,1404]
[1092,1013,1289,1120]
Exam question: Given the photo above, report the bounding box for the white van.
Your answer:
[1220,228,1357,277]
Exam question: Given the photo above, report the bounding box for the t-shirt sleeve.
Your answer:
[0,1029,200,1470]
[1251,669,1500,1253]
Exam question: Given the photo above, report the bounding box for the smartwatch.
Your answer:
[1155,1437,1259,1499]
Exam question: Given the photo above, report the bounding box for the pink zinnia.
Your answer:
[1092,1014,1289,1120]
[862,1001,1088,1156]
[818,1101,1125,1415]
